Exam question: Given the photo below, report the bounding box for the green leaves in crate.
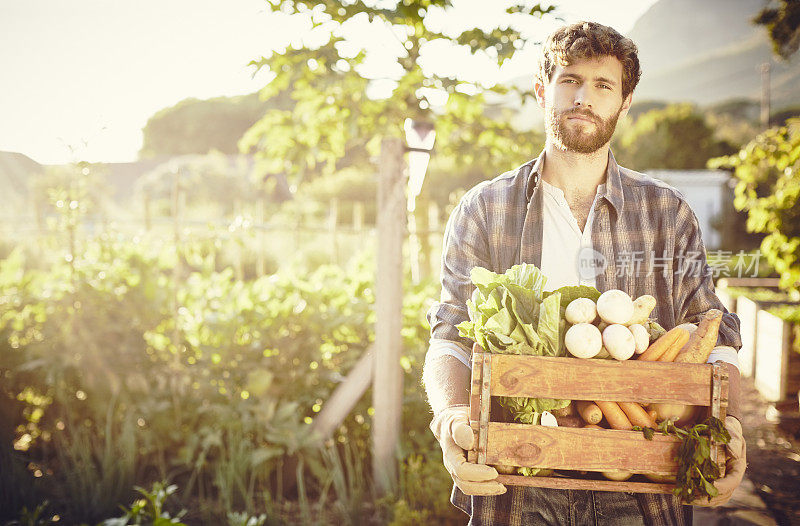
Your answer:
[457,263,571,477]
[457,263,563,357]
[637,416,732,503]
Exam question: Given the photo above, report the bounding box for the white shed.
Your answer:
[645,170,733,250]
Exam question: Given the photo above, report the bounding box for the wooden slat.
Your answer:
[490,355,712,405]
[485,423,681,475]
[477,353,492,464]
[495,474,675,494]
[470,351,483,424]
[468,351,483,464]
[710,362,729,475]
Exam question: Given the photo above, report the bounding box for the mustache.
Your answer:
[562,109,600,123]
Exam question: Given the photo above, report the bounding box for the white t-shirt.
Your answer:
[539,179,603,290]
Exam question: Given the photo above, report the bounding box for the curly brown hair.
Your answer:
[537,21,641,99]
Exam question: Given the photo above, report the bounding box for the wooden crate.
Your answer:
[467,351,729,494]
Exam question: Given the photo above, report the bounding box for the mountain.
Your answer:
[0,151,42,213]
[507,0,800,118]
[628,0,800,108]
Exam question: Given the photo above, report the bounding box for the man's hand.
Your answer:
[695,416,747,507]
[430,405,507,496]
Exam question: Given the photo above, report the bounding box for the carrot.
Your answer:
[675,310,723,364]
[576,400,603,425]
[638,327,689,361]
[595,401,633,430]
[619,402,658,428]
[657,329,691,362]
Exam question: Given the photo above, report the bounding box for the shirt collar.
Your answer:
[525,149,625,214]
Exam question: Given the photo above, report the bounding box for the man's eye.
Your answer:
[598,84,612,90]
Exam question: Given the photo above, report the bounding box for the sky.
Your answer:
[0,0,658,165]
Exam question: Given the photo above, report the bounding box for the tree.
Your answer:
[710,118,800,295]
[239,1,551,186]
[754,0,800,60]
[613,103,737,171]
[140,94,281,158]
[134,153,261,217]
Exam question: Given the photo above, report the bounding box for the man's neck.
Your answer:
[540,142,610,199]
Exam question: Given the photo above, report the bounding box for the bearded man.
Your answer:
[423,21,747,525]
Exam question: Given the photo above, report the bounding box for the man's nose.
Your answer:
[574,86,592,108]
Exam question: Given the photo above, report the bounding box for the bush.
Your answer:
[0,229,455,523]
[710,118,800,297]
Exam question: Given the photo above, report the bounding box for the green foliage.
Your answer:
[299,166,378,225]
[302,166,376,203]
[656,417,731,503]
[770,105,800,127]
[753,0,800,60]
[626,100,669,121]
[1,150,458,523]
[3,501,52,526]
[140,94,280,158]
[0,224,452,522]
[101,482,187,526]
[240,1,552,186]
[134,152,261,217]
[710,118,800,295]
[614,103,738,170]
[226,511,267,526]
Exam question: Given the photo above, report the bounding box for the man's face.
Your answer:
[535,55,632,154]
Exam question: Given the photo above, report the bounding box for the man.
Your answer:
[423,21,746,525]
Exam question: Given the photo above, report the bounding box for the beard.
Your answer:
[547,105,623,154]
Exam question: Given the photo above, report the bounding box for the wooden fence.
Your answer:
[2,197,448,282]
[717,278,800,408]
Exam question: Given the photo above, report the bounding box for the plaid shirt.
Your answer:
[427,150,742,525]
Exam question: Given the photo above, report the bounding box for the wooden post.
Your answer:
[417,201,431,281]
[256,195,266,276]
[329,198,339,265]
[143,191,152,232]
[353,201,365,251]
[428,201,440,278]
[408,209,420,284]
[33,194,44,251]
[373,137,405,494]
[353,201,364,233]
[736,296,759,377]
[233,200,244,281]
[311,348,374,441]
[754,309,793,402]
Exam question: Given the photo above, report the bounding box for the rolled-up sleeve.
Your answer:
[426,186,491,349]
[673,199,742,349]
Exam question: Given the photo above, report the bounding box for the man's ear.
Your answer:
[618,93,633,119]
[534,79,546,109]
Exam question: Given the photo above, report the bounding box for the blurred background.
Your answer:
[1,0,799,524]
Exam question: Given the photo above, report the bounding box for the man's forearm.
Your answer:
[423,354,472,415]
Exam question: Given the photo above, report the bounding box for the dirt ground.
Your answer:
[739,379,800,526]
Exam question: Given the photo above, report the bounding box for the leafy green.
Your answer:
[457,264,576,476]
[651,417,731,502]
[498,397,570,425]
[633,426,656,441]
[457,263,556,355]
[546,285,601,309]
[645,319,667,341]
